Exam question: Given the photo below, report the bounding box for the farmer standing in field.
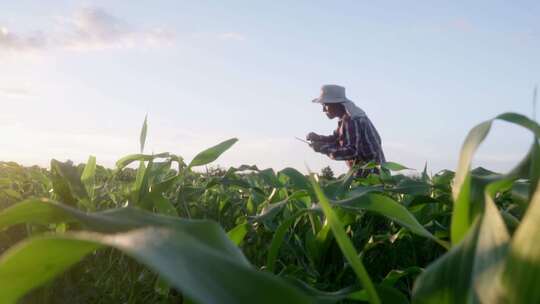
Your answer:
[307,84,386,177]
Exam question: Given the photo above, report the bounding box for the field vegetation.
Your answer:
[0,112,538,304]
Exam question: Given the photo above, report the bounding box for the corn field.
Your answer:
[0,112,539,304]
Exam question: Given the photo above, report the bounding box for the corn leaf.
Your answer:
[80,155,96,202]
[140,114,148,153]
[330,193,448,249]
[310,175,381,304]
[227,222,249,246]
[413,180,511,303]
[0,199,312,304]
[0,228,312,304]
[498,181,540,303]
[188,138,238,168]
[452,113,540,245]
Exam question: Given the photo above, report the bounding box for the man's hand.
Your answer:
[306,132,321,142]
[310,141,324,153]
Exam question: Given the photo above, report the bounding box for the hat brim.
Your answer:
[312,97,350,104]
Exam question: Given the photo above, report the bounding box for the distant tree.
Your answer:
[117,167,137,182]
[320,166,335,179]
[204,165,228,177]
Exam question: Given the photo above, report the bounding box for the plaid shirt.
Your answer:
[316,114,385,169]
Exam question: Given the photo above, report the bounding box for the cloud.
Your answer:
[0,7,174,53]
[63,7,174,50]
[0,87,33,98]
[0,27,46,51]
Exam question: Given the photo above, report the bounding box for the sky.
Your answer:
[0,1,539,175]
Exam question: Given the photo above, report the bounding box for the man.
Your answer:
[307,84,385,177]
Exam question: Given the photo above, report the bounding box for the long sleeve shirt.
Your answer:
[316,114,386,168]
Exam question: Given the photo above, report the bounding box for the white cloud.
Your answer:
[0,87,33,99]
[64,7,174,51]
[0,7,174,53]
[0,27,46,51]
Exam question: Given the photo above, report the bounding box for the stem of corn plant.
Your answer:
[309,174,381,304]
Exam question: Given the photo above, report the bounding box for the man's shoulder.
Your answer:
[348,115,370,124]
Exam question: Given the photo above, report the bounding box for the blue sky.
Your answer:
[0,1,538,175]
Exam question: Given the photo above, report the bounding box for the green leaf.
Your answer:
[498,181,540,303]
[496,112,540,137]
[344,185,384,199]
[381,267,422,287]
[451,120,493,245]
[0,198,75,230]
[286,280,354,304]
[381,162,410,171]
[412,221,480,304]
[50,159,88,205]
[140,114,148,153]
[258,168,282,188]
[153,195,179,217]
[528,139,540,200]
[2,189,21,200]
[470,180,511,303]
[421,162,429,182]
[154,275,171,296]
[0,228,312,304]
[115,153,170,171]
[323,168,356,199]
[131,160,149,207]
[388,179,431,196]
[314,224,333,262]
[413,179,511,304]
[511,181,529,205]
[0,178,11,186]
[189,138,238,168]
[451,172,473,246]
[227,222,249,246]
[291,281,408,304]
[451,112,540,245]
[151,175,180,195]
[348,285,409,304]
[0,199,313,304]
[330,193,448,249]
[0,199,245,261]
[0,234,102,304]
[310,175,381,304]
[249,190,310,224]
[267,210,310,272]
[279,168,314,197]
[80,155,96,202]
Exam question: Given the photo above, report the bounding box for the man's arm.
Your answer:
[307,131,338,143]
[318,120,359,160]
[315,118,384,162]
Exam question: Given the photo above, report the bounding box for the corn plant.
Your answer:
[0,112,537,304]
